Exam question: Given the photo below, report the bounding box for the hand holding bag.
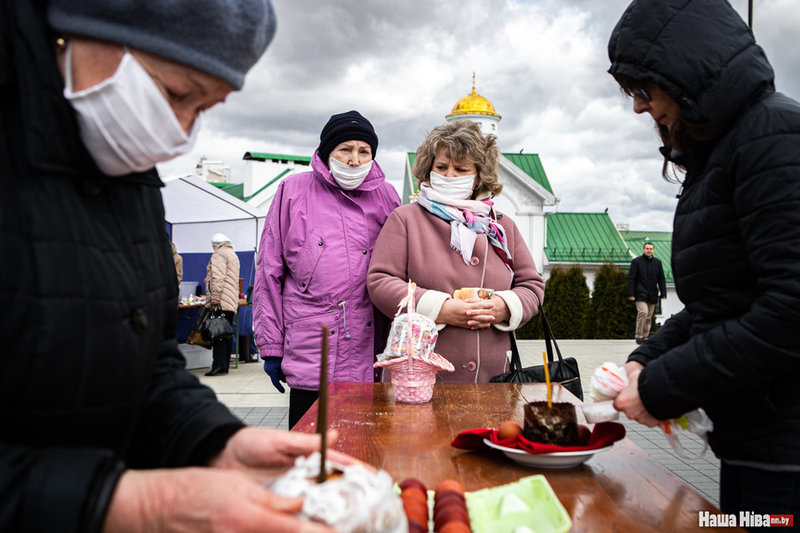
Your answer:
[490,309,584,400]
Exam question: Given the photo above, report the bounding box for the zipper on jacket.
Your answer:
[337,300,352,339]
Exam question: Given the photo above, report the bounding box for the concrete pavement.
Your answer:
[191,339,721,506]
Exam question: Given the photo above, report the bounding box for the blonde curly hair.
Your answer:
[412,120,502,199]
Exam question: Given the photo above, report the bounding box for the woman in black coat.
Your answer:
[609,0,800,518]
[1,1,354,531]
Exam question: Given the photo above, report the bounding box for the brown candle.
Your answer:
[317,323,329,483]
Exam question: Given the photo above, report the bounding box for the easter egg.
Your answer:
[407,519,428,533]
[401,486,428,506]
[435,479,464,497]
[434,491,466,511]
[440,521,473,533]
[498,420,523,440]
[399,477,427,493]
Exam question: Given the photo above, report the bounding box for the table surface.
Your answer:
[294,382,741,532]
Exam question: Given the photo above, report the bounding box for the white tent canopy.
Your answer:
[162,174,266,253]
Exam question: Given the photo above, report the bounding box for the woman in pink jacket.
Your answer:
[368,120,544,382]
[253,111,400,427]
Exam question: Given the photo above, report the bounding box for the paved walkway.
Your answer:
[191,339,720,507]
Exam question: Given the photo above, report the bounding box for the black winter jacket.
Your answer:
[609,0,800,466]
[626,255,666,303]
[0,1,244,531]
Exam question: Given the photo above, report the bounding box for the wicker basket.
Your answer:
[376,353,454,404]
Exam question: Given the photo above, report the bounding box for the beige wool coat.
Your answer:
[367,203,544,382]
[205,242,240,313]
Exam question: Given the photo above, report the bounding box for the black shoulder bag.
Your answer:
[490,309,583,401]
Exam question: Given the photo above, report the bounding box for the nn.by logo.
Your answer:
[698,511,794,527]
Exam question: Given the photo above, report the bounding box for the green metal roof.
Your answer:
[243,152,311,163]
[545,213,632,263]
[210,182,244,200]
[619,230,674,284]
[402,152,551,203]
[502,153,553,194]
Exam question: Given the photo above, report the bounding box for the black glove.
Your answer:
[263,357,286,393]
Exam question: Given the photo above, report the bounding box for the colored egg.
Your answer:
[403,497,428,515]
[434,496,466,515]
[399,477,428,493]
[402,486,428,506]
[440,520,473,533]
[407,519,428,533]
[434,505,470,530]
[434,489,466,506]
[435,479,465,497]
[498,420,523,440]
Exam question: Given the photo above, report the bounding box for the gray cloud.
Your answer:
[159,0,800,232]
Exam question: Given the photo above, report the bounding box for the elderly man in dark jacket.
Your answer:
[0,1,353,532]
[609,0,800,517]
[627,242,666,344]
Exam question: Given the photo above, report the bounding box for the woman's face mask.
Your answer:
[63,42,199,176]
[429,171,476,200]
[329,156,373,190]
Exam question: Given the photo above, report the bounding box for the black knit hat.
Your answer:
[318,110,378,164]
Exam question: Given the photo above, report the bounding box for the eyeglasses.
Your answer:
[630,87,652,103]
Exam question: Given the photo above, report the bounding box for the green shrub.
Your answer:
[586,263,637,339]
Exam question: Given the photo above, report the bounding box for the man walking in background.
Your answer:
[627,242,666,344]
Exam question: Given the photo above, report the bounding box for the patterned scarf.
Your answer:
[417,184,513,270]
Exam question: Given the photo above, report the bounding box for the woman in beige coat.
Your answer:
[205,233,240,375]
[367,121,544,382]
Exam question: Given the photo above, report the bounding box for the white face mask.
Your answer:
[329,156,373,190]
[63,43,199,176]
[429,171,476,201]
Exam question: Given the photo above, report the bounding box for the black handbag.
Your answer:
[203,305,234,342]
[490,309,583,400]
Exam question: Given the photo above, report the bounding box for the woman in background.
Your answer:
[367,120,544,382]
[254,110,400,428]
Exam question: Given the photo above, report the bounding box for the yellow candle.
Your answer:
[542,350,552,407]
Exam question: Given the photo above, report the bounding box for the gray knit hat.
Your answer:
[47,0,277,90]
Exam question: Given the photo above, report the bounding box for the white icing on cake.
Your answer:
[270,453,407,533]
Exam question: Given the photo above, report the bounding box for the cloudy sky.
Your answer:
[157,0,800,232]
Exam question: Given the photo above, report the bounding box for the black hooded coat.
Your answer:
[609,0,800,465]
[0,1,244,531]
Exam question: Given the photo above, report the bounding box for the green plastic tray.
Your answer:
[464,475,572,533]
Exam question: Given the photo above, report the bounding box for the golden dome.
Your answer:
[447,74,500,119]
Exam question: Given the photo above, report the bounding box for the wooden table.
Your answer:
[294,382,741,532]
